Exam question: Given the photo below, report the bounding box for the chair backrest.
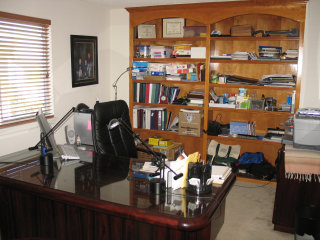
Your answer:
[91,100,137,158]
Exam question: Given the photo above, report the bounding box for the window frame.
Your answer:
[0,11,53,128]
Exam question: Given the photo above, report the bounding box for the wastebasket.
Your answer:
[295,205,320,240]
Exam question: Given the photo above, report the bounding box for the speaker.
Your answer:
[65,125,75,144]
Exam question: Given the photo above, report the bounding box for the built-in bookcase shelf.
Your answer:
[127,1,306,168]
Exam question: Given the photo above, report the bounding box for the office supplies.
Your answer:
[186,161,212,194]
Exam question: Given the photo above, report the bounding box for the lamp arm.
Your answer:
[29,107,76,151]
[117,118,183,180]
[112,67,133,100]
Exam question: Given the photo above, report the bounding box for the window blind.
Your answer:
[0,12,53,127]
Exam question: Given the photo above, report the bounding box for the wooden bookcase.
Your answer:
[126,1,307,166]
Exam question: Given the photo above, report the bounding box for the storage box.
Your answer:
[183,26,206,37]
[150,45,172,58]
[179,110,204,137]
[173,45,191,57]
[191,47,206,58]
[137,142,184,161]
[152,142,184,160]
[229,121,248,135]
[230,24,253,36]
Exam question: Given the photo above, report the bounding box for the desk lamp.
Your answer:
[112,67,133,100]
[108,118,183,194]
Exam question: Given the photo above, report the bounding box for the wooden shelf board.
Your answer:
[133,102,204,110]
[208,135,283,146]
[134,37,206,42]
[208,107,293,116]
[134,79,205,85]
[211,36,299,41]
[210,59,297,64]
[209,83,296,91]
[133,58,206,63]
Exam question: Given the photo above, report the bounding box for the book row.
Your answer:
[133,107,177,131]
[133,82,180,104]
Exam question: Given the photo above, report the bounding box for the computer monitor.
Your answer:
[36,112,58,155]
[74,112,93,145]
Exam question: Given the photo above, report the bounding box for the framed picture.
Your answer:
[163,18,185,38]
[71,35,98,88]
[137,24,156,38]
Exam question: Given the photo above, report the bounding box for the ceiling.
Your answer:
[82,0,237,8]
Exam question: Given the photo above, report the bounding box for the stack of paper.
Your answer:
[211,165,232,184]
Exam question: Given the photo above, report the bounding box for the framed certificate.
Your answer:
[163,18,185,38]
[137,24,156,38]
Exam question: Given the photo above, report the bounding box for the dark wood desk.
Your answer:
[272,146,320,233]
[0,152,235,240]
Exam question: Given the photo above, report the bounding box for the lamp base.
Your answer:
[149,178,166,194]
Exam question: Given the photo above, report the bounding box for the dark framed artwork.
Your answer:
[70,35,98,88]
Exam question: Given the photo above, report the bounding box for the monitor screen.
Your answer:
[36,112,58,155]
[74,112,93,145]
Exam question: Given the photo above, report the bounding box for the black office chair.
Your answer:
[91,100,138,158]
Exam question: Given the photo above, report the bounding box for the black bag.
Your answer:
[207,121,222,136]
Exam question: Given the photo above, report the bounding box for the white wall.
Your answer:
[301,0,320,107]
[0,0,111,156]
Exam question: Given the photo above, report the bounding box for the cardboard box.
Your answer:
[152,142,184,160]
[231,24,253,37]
[184,26,206,37]
[178,110,204,137]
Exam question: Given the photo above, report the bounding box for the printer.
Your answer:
[294,108,320,149]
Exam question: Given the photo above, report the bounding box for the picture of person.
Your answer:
[71,35,98,88]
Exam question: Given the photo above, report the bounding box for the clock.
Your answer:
[160,94,168,104]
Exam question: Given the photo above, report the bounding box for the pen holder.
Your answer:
[186,162,212,195]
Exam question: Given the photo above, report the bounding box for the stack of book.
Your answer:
[187,89,205,106]
[259,74,296,87]
[133,106,175,131]
[231,51,249,60]
[258,46,282,61]
[283,49,298,60]
[248,52,258,60]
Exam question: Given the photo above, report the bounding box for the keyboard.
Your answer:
[58,144,80,160]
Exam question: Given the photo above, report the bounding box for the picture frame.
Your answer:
[163,18,185,38]
[137,24,156,38]
[70,35,98,88]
